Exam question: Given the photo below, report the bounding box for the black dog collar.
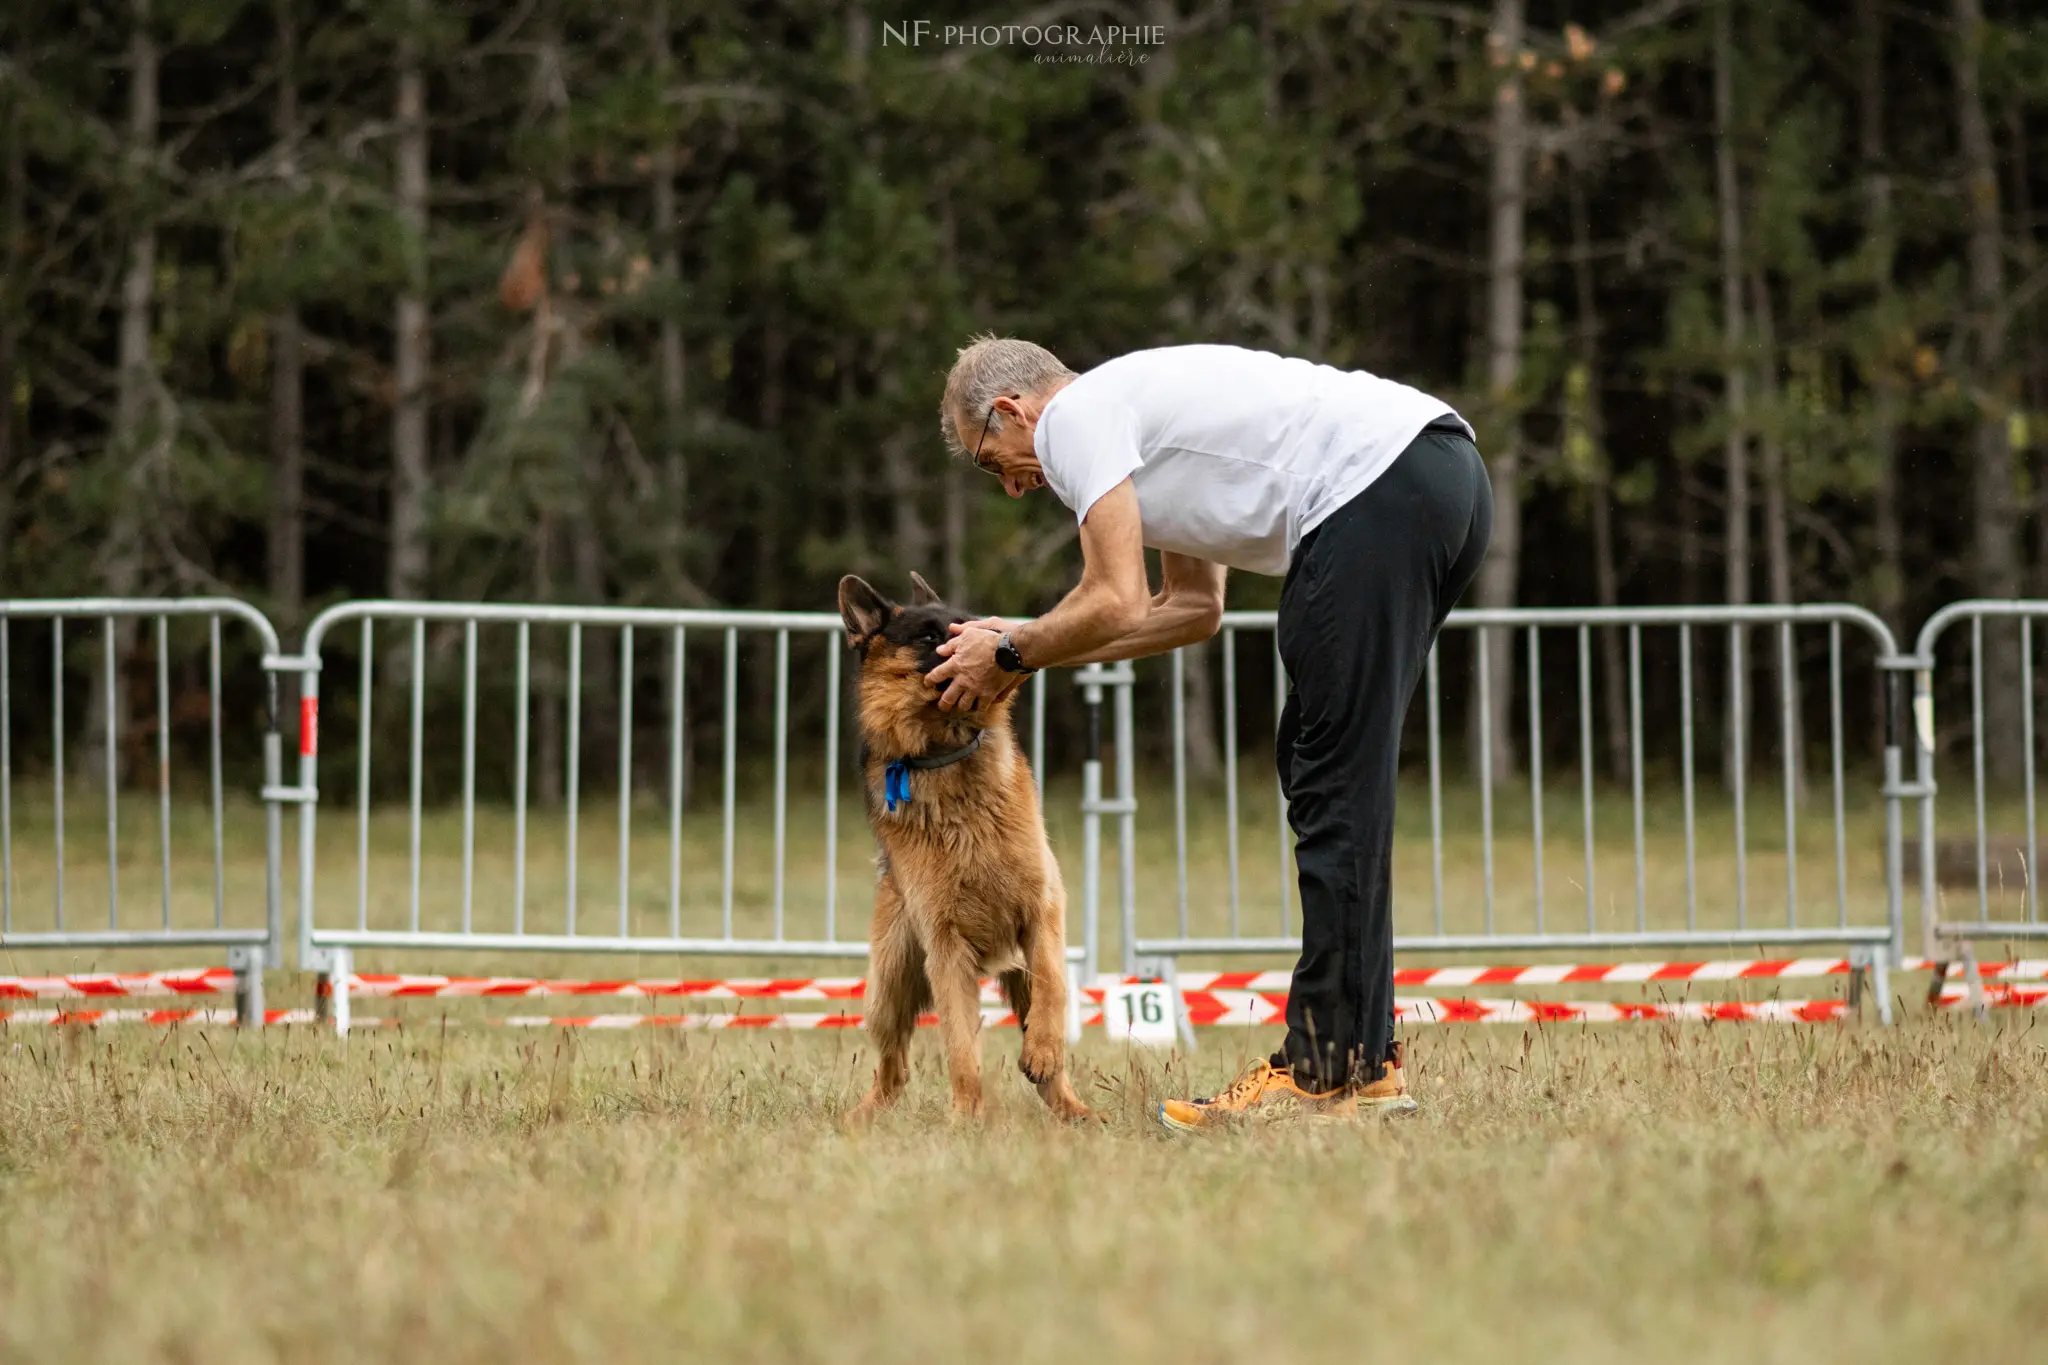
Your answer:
[883,731,984,812]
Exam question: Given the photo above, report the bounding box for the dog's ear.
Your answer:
[908,572,943,607]
[838,575,893,650]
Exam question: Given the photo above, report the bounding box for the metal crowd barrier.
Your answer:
[0,599,289,1022]
[1909,602,2048,1009]
[286,601,1067,1026]
[1092,604,1911,1026]
[30,591,2048,1036]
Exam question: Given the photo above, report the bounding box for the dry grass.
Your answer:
[4,781,2047,1359]
[2,1018,2045,1362]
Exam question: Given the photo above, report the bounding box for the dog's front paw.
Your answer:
[1018,1032,1063,1086]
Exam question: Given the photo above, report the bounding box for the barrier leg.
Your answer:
[1847,946,1894,1026]
[315,947,353,1037]
[230,945,265,1028]
[1960,943,1987,1020]
[1079,678,1103,982]
[1925,959,1951,1009]
[1064,961,1083,1045]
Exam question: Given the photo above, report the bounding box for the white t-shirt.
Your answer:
[1032,344,1471,576]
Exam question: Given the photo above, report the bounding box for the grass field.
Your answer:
[4,780,2047,1359]
[4,1019,2046,1361]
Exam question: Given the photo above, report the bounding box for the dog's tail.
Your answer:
[1000,967,1033,1026]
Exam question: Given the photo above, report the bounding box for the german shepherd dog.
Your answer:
[838,573,1091,1123]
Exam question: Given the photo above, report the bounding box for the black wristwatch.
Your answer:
[995,632,1034,675]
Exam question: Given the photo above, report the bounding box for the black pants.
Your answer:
[1273,420,1492,1089]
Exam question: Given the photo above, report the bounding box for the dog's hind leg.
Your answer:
[1018,911,1090,1121]
[924,928,986,1118]
[848,880,928,1127]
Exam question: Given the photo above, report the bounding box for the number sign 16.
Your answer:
[1102,981,1176,1046]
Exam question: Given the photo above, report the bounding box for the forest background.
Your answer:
[3,0,2045,787]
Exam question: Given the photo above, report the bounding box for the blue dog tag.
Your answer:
[884,761,912,813]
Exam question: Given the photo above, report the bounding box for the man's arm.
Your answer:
[1055,551,1225,665]
[929,485,1228,712]
[930,480,1224,709]
[983,481,1226,666]
[1006,478,1152,667]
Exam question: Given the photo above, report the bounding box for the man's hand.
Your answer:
[945,616,1019,642]
[928,625,1019,712]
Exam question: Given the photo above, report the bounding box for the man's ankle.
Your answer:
[1343,1042,1405,1091]
[1271,1054,1343,1094]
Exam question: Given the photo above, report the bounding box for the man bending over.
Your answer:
[928,337,1491,1127]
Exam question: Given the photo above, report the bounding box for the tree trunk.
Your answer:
[535,511,563,807]
[1679,473,1702,607]
[649,0,692,606]
[113,1,157,496]
[268,1,305,628]
[644,5,697,800]
[0,81,20,571]
[517,22,612,784]
[1856,0,1903,636]
[270,311,305,618]
[1714,0,1751,792]
[2009,102,2045,601]
[754,313,786,609]
[87,0,159,792]
[1750,263,1806,803]
[388,8,430,609]
[1569,153,1628,784]
[1589,468,1627,783]
[1954,0,2022,782]
[881,432,933,576]
[1469,0,1525,790]
[571,486,614,790]
[941,461,967,601]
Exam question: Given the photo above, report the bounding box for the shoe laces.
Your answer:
[1204,1060,1279,1106]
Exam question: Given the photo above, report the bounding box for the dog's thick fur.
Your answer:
[838,573,1090,1123]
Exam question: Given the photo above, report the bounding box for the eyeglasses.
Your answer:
[970,398,1010,477]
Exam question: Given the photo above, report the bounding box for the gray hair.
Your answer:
[939,334,1075,458]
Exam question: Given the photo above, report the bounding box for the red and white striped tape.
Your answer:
[492,1006,1056,1030]
[328,958,2048,1001]
[1935,960,2048,982]
[0,1008,313,1026]
[20,957,2042,1005]
[333,972,874,1000]
[10,957,2048,1033]
[1192,957,1971,992]
[333,973,1033,1003]
[0,967,237,1000]
[9,985,2046,1029]
[1179,990,1868,1026]
[0,1006,1081,1030]
[1163,982,2048,1026]
[16,959,2048,1007]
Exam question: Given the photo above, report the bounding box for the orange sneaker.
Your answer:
[1155,1060,1346,1133]
[1155,1048,1419,1133]
[1338,1043,1419,1117]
